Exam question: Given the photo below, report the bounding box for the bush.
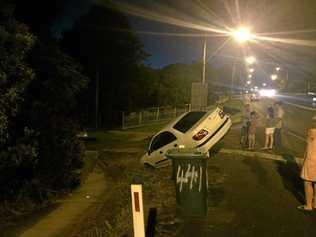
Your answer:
[0,3,88,205]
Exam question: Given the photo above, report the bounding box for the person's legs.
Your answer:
[269,133,274,149]
[248,135,254,149]
[304,181,314,209]
[245,124,250,147]
[247,135,251,149]
[274,128,281,148]
[240,126,246,146]
[263,132,269,149]
[252,134,256,149]
[313,182,316,208]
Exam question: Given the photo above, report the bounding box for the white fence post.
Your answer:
[131,184,145,237]
[138,111,142,125]
[156,107,160,121]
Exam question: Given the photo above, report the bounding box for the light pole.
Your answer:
[200,27,256,97]
[231,27,254,94]
[202,36,207,84]
[231,60,236,94]
[275,66,289,91]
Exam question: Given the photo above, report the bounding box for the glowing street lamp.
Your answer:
[247,80,251,85]
[248,74,252,78]
[232,27,253,43]
[262,83,267,87]
[271,74,278,80]
[276,67,280,71]
[246,56,256,65]
[249,68,254,73]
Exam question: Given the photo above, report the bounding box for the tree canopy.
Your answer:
[0,1,88,207]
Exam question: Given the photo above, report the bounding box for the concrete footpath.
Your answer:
[17,152,106,237]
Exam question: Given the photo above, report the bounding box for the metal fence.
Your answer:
[122,104,191,129]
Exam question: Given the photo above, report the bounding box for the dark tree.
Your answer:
[0,1,89,208]
[13,0,67,38]
[61,2,148,127]
[0,2,37,200]
[22,41,88,193]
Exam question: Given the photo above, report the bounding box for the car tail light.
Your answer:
[193,129,209,141]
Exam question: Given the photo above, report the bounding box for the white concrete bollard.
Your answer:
[131,184,145,237]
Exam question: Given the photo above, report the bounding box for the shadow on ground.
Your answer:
[275,153,304,204]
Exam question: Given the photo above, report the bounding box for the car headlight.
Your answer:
[259,89,276,97]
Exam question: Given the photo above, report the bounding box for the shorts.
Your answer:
[248,134,255,140]
[265,127,275,135]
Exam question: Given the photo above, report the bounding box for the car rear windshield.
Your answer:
[173,111,207,133]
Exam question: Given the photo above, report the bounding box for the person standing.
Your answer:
[298,117,316,211]
[248,111,258,150]
[274,101,284,149]
[240,104,251,148]
[262,106,276,150]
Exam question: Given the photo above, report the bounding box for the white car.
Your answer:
[141,107,232,168]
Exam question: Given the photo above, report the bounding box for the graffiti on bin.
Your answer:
[176,164,203,192]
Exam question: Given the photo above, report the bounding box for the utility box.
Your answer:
[166,148,208,217]
[191,82,208,111]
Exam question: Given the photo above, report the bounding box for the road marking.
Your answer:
[283,101,316,111]
[285,129,306,143]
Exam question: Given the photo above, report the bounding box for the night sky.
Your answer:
[54,0,316,82]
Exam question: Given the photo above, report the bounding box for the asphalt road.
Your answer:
[278,94,316,109]
[178,154,316,237]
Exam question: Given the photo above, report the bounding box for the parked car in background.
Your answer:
[250,93,260,101]
[141,107,232,168]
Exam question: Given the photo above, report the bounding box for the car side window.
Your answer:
[149,132,177,153]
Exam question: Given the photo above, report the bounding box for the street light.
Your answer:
[247,80,251,85]
[262,83,267,87]
[271,74,278,80]
[249,68,254,73]
[246,56,256,65]
[276,67,280,71]
[232,27,253,43]
[248,74,252,78]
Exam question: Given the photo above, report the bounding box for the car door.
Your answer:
[148,131,178,167]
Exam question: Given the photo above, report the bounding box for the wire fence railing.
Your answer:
[122,104,191,129]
